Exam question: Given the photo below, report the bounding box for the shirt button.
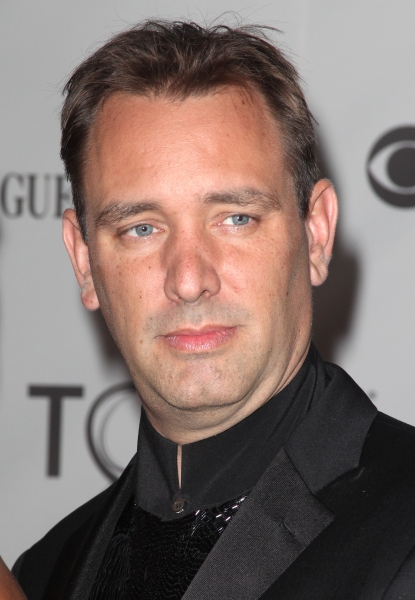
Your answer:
[172,498,186,513]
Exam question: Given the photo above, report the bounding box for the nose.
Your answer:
[163,231,221,304]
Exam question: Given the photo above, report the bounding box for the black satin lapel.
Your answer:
[183,449,333,600]
[44,459,136,600]
[286,363,377,493]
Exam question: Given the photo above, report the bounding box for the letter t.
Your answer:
[29,385,83,476]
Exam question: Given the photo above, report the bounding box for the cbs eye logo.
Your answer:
[367,126,415,208]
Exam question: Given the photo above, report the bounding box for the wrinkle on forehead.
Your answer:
[84,86,292,231]
[93,186,281,230]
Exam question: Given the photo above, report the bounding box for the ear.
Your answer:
[306,179,338,287]
[62,209,100,310]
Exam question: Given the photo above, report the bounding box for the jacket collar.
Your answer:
[285,362,377,493]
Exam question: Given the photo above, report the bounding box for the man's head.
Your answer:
[61,20,320,240]
[62,21,337,443]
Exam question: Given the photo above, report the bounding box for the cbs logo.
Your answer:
[367,126,415,208]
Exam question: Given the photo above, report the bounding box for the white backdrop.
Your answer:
[1,0,415,568]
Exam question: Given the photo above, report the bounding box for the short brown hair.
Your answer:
[61,20,319,239]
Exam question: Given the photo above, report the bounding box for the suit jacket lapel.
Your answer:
[43,457,136,600]
[285,362,377,493]
[183,365,377,600]
[183,448,333,600]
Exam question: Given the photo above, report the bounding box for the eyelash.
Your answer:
[124,223,160,238]
[121,213,255,239]
[222,214,252,226]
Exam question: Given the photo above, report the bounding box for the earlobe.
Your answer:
[62,209,100,311]
[306,179,338,287]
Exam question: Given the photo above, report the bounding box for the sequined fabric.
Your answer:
[88,496,135,600]
[89,493,247,600]
[128,493,247,599]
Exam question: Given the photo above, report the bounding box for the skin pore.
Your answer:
[63,87,337,481]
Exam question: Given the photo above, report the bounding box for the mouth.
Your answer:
[159,325,237,352]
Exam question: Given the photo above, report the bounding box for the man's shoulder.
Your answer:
[13,456,136,599]
[13,482,113,584]
[325,409,415,506]
[367,410,415,464]
[373,410,415,434]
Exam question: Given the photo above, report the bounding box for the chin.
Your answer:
[161,382,245,413]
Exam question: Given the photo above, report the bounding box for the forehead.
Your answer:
[84,87,290,207]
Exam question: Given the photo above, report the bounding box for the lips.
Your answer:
[160,326,236,352]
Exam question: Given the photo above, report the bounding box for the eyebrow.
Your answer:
[95,201,162,229]
[94,187,281,229]
[202,187,281,211]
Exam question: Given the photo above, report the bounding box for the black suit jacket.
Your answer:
[13,364,415,599]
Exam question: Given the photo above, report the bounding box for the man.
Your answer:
[13,20,415,599]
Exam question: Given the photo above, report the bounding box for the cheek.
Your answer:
[232,229,308,323]
[222,234,295,297]
[91,249,160,329]
[217,250,278,335]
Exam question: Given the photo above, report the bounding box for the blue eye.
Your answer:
[133,224,154,237]
[230,214,250,226]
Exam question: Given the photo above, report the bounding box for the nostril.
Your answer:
[163,248,221,304]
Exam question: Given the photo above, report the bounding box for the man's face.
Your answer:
[66,87,327,439]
